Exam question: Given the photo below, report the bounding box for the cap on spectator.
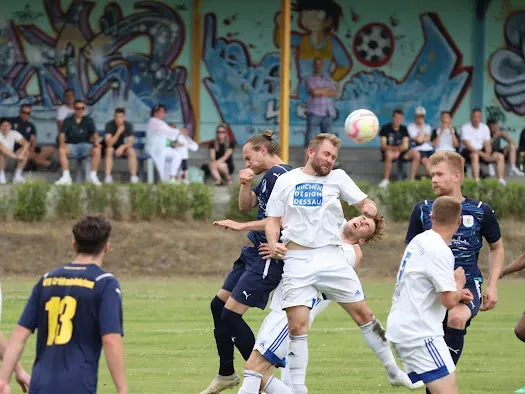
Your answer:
[415,106,426,116]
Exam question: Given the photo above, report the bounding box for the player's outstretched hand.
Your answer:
[258,242,287,260]
[460,288,474,303]
[15,369,30,393]
[362,201,378,217]
[213,219,246,231]
[0,381,12,394]
[239,169,255,185]
[480,286,498,312]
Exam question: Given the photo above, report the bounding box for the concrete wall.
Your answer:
[0,0,522,147]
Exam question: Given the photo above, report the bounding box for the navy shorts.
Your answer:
[444,280,482,331]
[221,255,282,310]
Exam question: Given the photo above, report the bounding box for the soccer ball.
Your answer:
[344,109,379,144]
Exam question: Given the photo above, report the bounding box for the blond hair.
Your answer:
[429,151,464,174]
[342,214,385,244]
[308,133,341,151]
[432,196,461,225]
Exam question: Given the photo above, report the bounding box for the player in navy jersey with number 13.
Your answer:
[405,151,504,393]
[0,215,127,394]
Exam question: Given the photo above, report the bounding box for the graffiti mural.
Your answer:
[203,8,472,147]
[488,11,525,116]
[0,0,194,143]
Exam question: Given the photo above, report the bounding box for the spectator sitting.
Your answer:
[407,106,434,175]
[431,111,464,166]
[103,108,139,184]
[174,127,198,184]
[202,124,235,185]
[55,99,101,185]
[6,104,57,171]
[0,119,29,184]
[488,119,524,177]
[378,109,421,188]
[460,108,505,184]
[146,104,183,183]
[56,88,76,131]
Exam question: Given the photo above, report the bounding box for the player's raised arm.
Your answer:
[500,253,525,278]
[238,168,258,211]
[337,170,377,217]
[480,204,504,312]
[99,278,127,394]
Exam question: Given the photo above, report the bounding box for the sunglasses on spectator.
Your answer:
[217,129,226,134]
[21,110,31,115]
[75,106,85,110]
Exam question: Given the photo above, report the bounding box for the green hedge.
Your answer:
[0,181,214,222]
[225,179,525,222]
[3,179,525,223]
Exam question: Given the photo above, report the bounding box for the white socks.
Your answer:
[14,168,22,177]
[263,376,293,394]
[288,334,308,394]
[280,361,292,388]
[238,370,262,394]
[63,170,71,178]
[359,318,401,379]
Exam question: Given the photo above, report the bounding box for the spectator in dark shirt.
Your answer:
[103,108,138,183]
[488,119,524,176]
[379,109,421,187]
[55,99,101,185]
[204,124,235,185]
[7,104,57,170]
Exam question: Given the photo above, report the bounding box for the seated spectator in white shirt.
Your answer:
[56,89,76,131]
[488,119,524,177]
[431,111,464,169]
[146,104,183,183]
[407,106,434,175]
[174,127,198,183]
[460,108,505,184]
[0,119,29,184]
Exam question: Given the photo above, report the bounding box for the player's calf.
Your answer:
[444,303,472,365]
[425,372,459,394]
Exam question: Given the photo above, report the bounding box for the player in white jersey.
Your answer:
[386,196,474,394]
[264,134,422,394]
[238,216,374,394]
[0,284,31,392]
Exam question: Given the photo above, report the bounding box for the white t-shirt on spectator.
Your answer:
[461,122,490,151]
[175,135,199,160]
[0,130,24,152]
[433,127,457,152]
[56,105,75,121]
[407,123,433,151]
[266,168,367,248]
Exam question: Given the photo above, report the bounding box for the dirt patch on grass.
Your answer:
[0,220,523,279]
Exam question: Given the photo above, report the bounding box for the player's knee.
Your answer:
[447,313,467,329]
[244,352,267,374]
[288,319,309,336]
[221,307,241,324]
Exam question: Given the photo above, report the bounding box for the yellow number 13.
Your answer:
[45,296,77,346]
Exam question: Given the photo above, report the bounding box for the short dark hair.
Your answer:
[20,104,32,110]
[115,107,125,114]
[472,108,482,114]
[72,215,112,256]
[64,88,74,95]
[74,99,85,105]
[393,109,404,116]
[487,118,498,126]
[151,104,166,117]
[440,111,451,117]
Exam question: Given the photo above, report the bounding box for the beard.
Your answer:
[311,157,332,176]
[433,184,452,197]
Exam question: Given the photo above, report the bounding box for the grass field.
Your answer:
[1,279,524,394]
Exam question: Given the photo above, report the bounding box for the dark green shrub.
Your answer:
[54,184,84,220]
[190,183,214,220]
[156,183,192,220]
[129,183,156,220]
[225,182,257,221]
[13,180,50,221]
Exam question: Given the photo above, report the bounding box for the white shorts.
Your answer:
[281,245,364,309]
[392,337,456,384]
[254,292,330,367]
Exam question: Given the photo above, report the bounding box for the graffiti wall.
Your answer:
[2,0,520,148]
[0,0,194,144]
[201,0,476,146]
[486,0,525,139]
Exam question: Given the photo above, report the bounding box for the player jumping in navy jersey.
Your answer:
[0,215,127,394]
[405,151,504,394]
[200,130,292,394]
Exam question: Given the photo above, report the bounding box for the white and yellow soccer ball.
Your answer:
[344,109,380,144]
